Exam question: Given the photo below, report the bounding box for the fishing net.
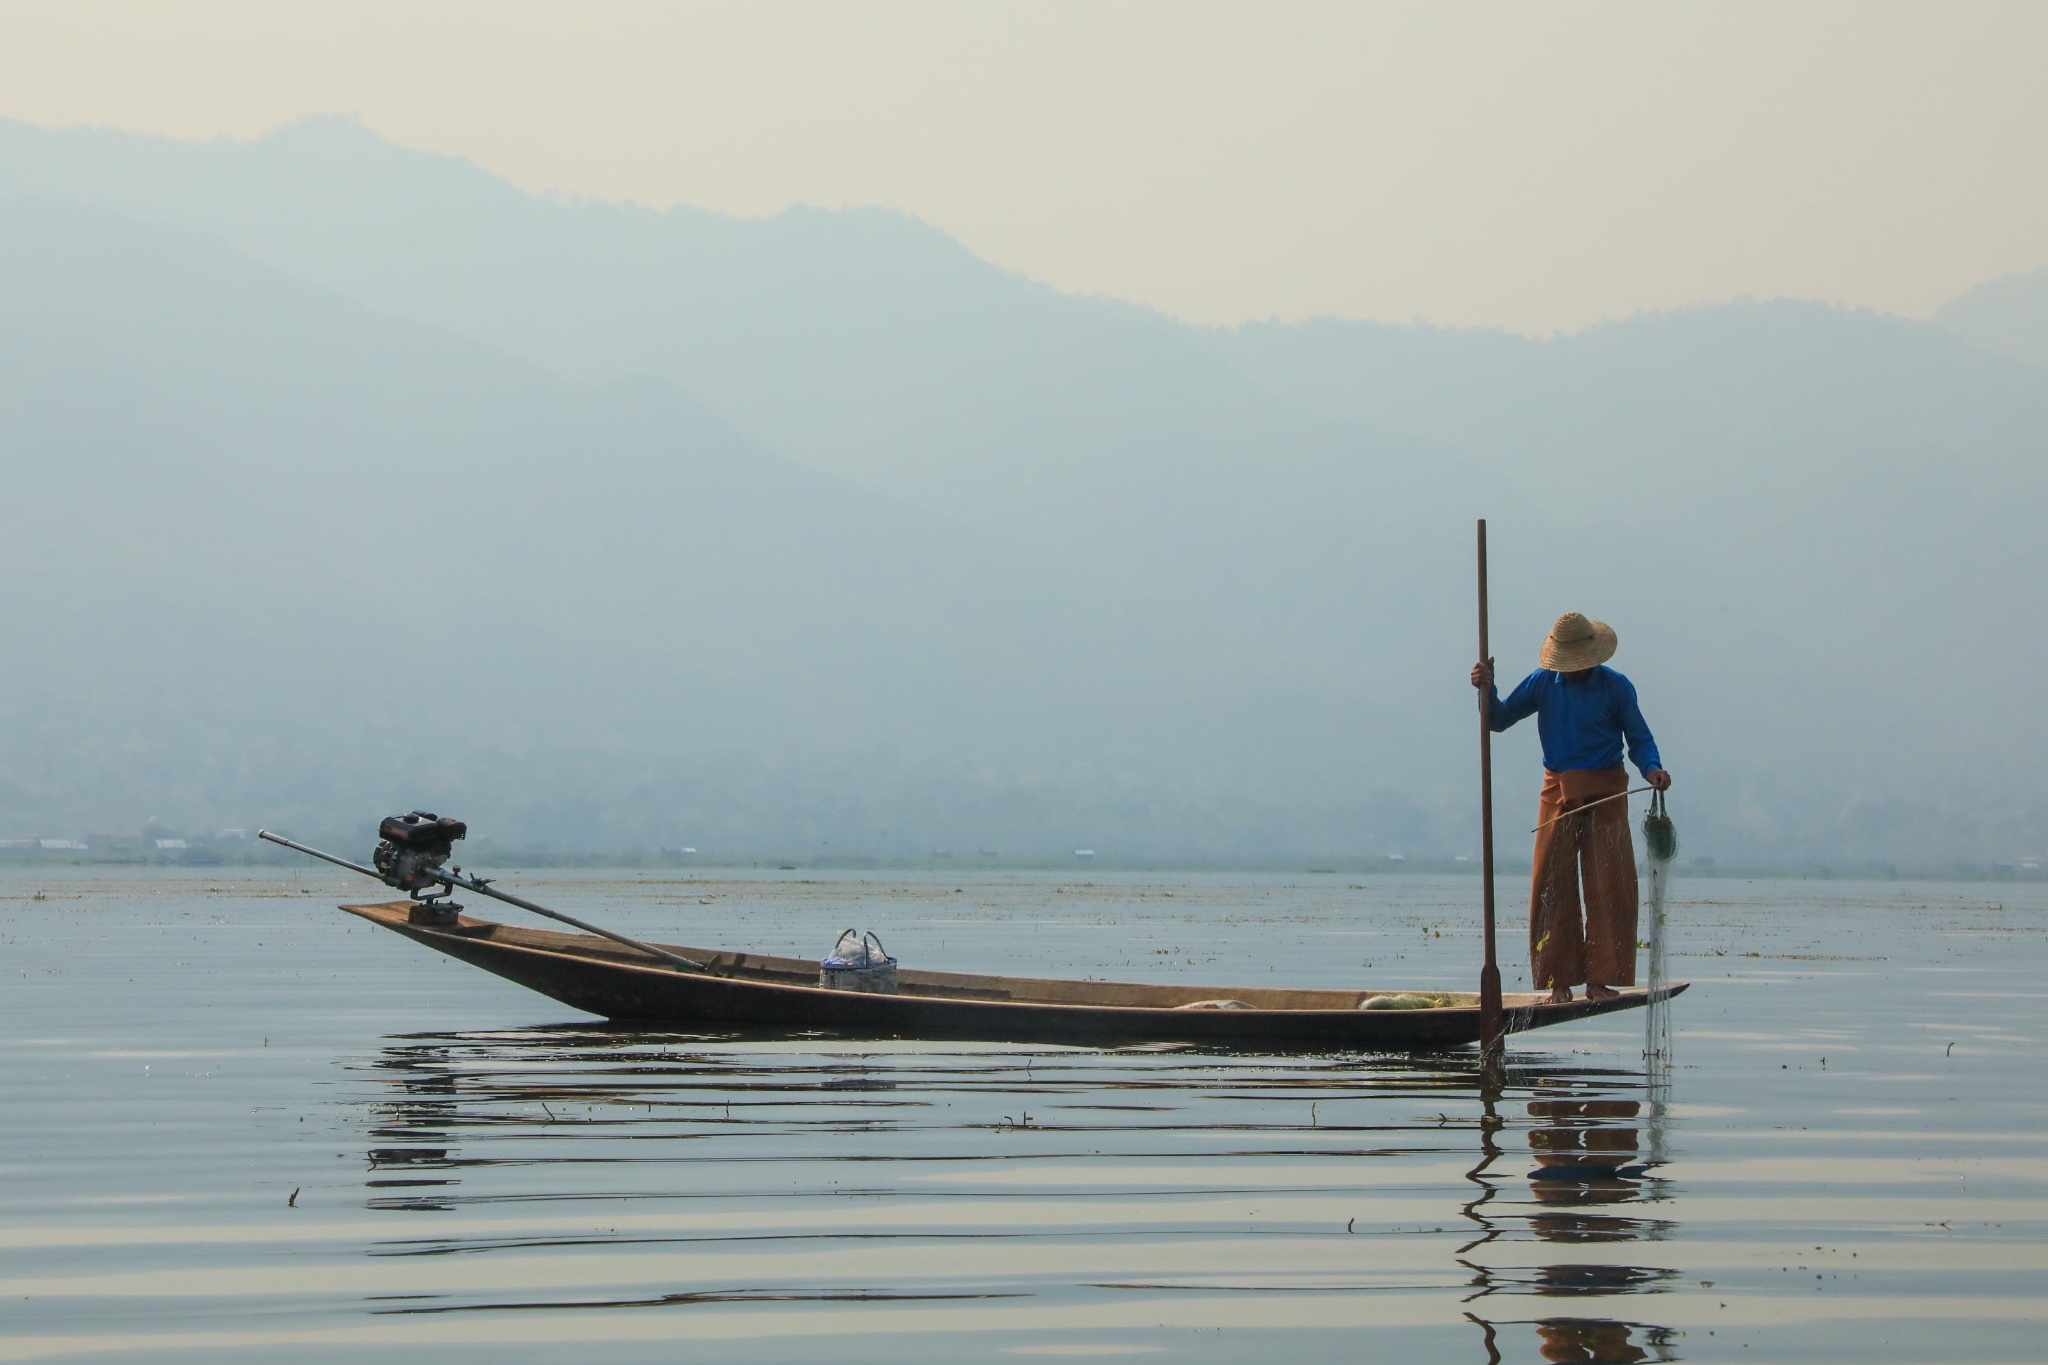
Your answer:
[1642,791,1677,1067]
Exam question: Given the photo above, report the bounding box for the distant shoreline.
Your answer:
[0,850,2037,883]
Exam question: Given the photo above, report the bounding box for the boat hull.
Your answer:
[342,901,1685,1048]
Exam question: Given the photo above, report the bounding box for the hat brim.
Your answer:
[1540,619,1617,672]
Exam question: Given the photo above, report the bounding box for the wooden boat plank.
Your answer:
[340,900,1686,1047]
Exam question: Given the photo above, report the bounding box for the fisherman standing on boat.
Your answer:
[1471,612,1670,1004]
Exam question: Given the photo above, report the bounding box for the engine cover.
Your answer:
[373,811,466,892]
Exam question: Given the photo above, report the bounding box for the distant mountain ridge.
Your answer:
[1933,268,2048,370]
[3,115,2044,864]
[0,198,1265,854]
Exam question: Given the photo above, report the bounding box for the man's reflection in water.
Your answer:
[1529,1094,1650,1240]
[1464,1077,1679,1364]
[1527,1087,1679,1362]
[1534,1316,1668,1364]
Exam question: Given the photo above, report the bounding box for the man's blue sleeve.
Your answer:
[1618,676,1663,775]
[1487,671,1544,732]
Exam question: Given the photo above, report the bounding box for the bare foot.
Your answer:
[1546,986,1573,1004]
[1585,983,1619,1001]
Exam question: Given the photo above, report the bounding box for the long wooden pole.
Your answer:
[1477,520,1504,1056]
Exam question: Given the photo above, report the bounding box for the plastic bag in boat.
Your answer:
[820,929,898,993]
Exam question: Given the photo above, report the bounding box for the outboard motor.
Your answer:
[373,811,467,919]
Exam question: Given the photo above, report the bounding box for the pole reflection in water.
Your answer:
[1462,1062,1680,1364]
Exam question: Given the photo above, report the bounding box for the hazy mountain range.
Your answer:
[3,115,2044,866]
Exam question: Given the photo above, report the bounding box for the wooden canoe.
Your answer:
[342,900,1687,1047]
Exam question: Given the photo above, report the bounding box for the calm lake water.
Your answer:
[4,866,2044,1362]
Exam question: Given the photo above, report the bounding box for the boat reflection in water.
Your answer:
[345,1027,1688,1358]
[1463,1071,1680,1364]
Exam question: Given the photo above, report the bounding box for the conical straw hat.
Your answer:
[1539,611,1617,672]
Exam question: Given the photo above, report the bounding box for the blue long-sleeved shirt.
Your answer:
[1485,665,1663,776]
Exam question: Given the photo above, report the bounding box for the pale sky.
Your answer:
[3,0,2044,333]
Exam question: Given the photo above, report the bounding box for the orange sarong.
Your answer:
[1529,765,1638,990]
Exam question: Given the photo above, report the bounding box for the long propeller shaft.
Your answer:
[256,829,705,973]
